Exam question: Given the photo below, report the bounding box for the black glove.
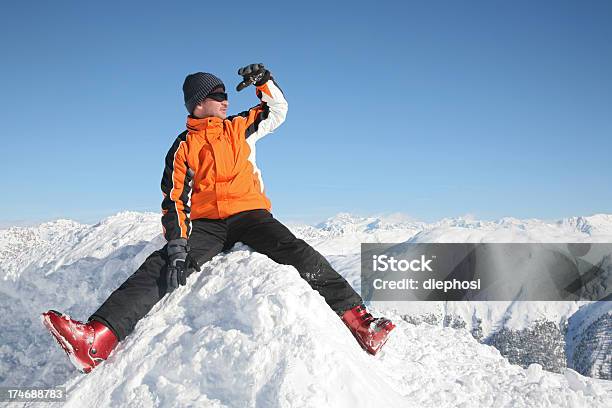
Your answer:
[166,238,193,291]
[236,63,271,91]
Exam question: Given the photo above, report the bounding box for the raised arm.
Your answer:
[228,64,288,143]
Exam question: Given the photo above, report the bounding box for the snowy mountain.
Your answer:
[566,301,611,380]
[0,211,610,407]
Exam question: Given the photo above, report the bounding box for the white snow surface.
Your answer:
[0,211,610,407]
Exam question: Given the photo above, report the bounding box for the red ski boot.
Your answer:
[341,305,395,355]
[41,310,118,373]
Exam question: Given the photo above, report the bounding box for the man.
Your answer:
[42,64,395,373]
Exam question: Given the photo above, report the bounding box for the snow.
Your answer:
[566,302,612,379]
[0,211,610,407]
[0,211,161,281]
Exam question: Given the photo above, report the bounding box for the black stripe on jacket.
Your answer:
[161,130,191,240]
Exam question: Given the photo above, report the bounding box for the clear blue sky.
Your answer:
[1,1,611,226]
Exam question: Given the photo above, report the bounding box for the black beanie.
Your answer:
[182,72,225,115]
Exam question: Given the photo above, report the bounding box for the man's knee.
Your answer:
[268,237,312,264]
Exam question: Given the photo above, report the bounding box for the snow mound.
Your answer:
[1,211,611,407]
[28,246,611,408]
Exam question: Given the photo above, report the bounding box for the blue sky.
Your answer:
[1,1,611,226]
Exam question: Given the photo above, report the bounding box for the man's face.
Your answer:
[192,86,228,119]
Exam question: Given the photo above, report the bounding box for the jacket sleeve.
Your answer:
[228,78,288,143]
[161,131,194,241]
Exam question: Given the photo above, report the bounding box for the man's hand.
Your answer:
[236,63,271,91]
[166,238,193,291]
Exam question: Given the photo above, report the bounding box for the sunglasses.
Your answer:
[206,92,228,102]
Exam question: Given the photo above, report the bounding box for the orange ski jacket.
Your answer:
[161,79,288,241]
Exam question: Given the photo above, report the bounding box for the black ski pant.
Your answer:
[90,209,362,341]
